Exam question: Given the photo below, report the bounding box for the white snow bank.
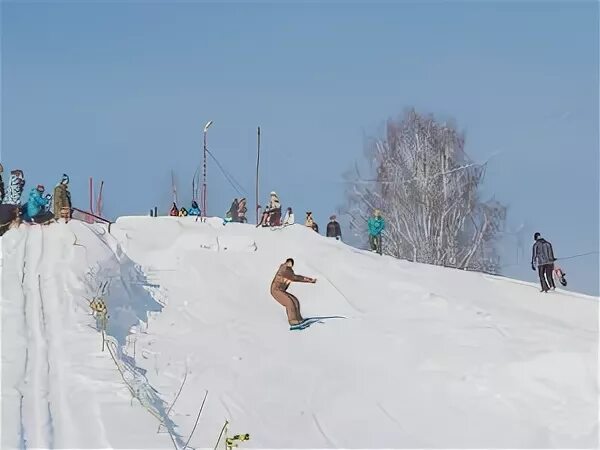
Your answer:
[1,222,178,449]
[2,216,598,449]
[114,217,598,448]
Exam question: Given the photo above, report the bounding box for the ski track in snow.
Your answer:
[21,226,54,449]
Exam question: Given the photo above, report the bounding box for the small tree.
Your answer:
[343,108,506,273]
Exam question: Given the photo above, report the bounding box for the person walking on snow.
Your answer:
[326,215,342,240]
[368,209,385,255]
[531,232,557,292]
[270,258,317,326]
[53,173,72,220]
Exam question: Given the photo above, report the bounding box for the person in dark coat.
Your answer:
[326,215,342,240]
[531,232,557,292]
[228,198,239,222]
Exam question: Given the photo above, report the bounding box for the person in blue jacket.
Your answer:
[189,200,201,216]
[22,185,53,223]
[367,209,385,255]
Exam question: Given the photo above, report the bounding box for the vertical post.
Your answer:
[202,120,213,217]
[171,170,177,204]
[96,181,104,217]
[89,177,94,214]
[256,126,260,224]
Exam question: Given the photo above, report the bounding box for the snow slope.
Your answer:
[2,216,598,449]
[1,222,178,449]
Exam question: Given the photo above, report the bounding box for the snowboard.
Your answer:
[289,315,346,331]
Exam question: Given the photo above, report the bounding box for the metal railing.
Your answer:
[71,207,113,233]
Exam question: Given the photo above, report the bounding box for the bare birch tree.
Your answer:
[342,108,506,273]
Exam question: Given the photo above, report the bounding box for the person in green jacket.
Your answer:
[367,209,385,255]
[53,174,72,220]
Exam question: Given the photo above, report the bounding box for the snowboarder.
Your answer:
[189,200,201,216]
[270,258,317,326]
[368,209,385,255]
[0,163,5,203]
[326,215,342,240]
[237,197,248,223]
[283,207,294,226]
[228,198,239,222]
[169,202,179,216]
[531,232,557,292]
[22,185,53,224]
[53,173,72,220]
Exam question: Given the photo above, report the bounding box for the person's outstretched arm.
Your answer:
[290,269,316,283]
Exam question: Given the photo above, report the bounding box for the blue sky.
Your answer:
[2,1,598,295]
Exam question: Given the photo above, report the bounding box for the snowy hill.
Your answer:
[1,217,598,449]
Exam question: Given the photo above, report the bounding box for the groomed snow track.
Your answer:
[1,222,178,450]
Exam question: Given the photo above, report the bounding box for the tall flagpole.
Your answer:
[255,126,260,224]
[202,120,213,217]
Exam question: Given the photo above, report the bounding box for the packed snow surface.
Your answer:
[1,217,598,449]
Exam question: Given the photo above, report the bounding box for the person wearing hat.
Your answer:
[2,169,25,206]
[0,169,25,234]
[282,207,294,226]
[531,232,557,292]
[305,211,318,233]
[228,198,240,222]
[367,209,385,255]
[270,257,317,328]
[326,214,342,240]
[237,198,247,223]
[23,184,52,223]
[265,191,281,226]
[189,200,201,217]
[53,173,72,220]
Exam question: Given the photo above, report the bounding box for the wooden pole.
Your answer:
[96,181,104,217]
[202,121,213,217]
[89,177,94,214]
[255,126,260,224]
